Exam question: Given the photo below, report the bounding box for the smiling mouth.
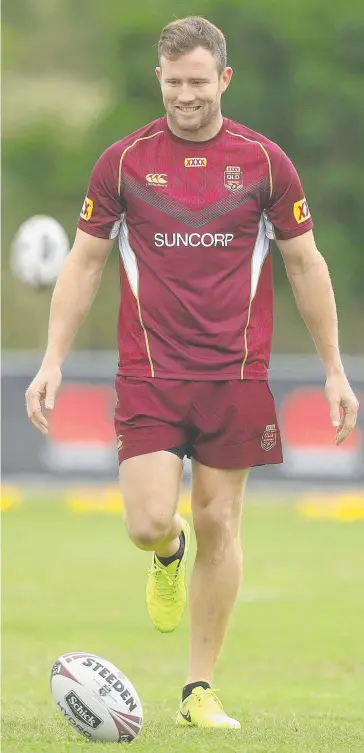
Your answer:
[176,106,201,112]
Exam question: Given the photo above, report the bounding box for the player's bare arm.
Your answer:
[276,229,359,445]
[25,229,113,434]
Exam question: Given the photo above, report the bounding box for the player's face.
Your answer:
[156,47,232,140]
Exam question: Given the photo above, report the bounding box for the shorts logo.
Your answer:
[261,424,277,451]
[224,166,243,192]
[117,435,123,451]
[146,173,168,186]
[293,198,311,224]
[184,157,207,167]
[80,197,93,221]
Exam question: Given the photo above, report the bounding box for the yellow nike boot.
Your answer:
[146,519,190,633]
[176,687,241,729]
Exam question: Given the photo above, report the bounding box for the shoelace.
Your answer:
[192,688,223,710]
[149,561,178,601]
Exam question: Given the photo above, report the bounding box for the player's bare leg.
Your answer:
[176,462,248,728]
[120,451,190,632]
[120,451,183,556]
[188,462,248,681]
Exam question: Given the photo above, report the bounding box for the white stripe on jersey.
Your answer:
[118,215,138,297]
[251,212,272,300]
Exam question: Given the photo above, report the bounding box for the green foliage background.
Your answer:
[2,0,364,351]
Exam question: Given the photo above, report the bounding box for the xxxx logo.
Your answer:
[184,157,207,167]
[146,173,168,186]
[293,198,311,224]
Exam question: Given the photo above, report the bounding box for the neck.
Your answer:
[166,112,223,142]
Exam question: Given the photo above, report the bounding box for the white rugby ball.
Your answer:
[50,652,143,743]
[11,214,69,288]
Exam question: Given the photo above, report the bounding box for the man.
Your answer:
[26,16,358,730]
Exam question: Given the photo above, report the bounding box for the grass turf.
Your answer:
[2,494,364,752]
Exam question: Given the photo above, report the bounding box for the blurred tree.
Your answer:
[2,0,363,351]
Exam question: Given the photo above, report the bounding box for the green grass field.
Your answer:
[2,493,364,752]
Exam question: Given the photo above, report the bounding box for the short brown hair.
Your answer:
[158,16,227,74]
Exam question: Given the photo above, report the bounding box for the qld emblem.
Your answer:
[261,424,277,451]
[224,166,243,192]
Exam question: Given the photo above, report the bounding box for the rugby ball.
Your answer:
[10,215,69,288]
[50,652,143,743]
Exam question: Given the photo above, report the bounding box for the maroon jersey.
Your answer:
[78,116,313,380]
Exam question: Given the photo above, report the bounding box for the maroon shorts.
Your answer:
[114,377,283,469]
[115,376,283,468]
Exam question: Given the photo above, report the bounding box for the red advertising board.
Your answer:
[280,387,363,478]
[42,383,117,472]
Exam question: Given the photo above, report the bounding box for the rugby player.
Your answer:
[26,16,358,729]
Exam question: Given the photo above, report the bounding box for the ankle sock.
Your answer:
[182,681,211,702]
[156,530,185,566]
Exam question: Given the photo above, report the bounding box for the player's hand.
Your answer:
[25,362,62,435]
[325,371,359,445]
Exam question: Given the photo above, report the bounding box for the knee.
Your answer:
[193,503,237,561]
[125,509,172,550]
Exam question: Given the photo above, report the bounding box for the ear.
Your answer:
[220,66,233,92]
[155,67,161,82]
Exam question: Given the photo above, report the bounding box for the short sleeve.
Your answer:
[266,148,313,240]
[77,146,125,239]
